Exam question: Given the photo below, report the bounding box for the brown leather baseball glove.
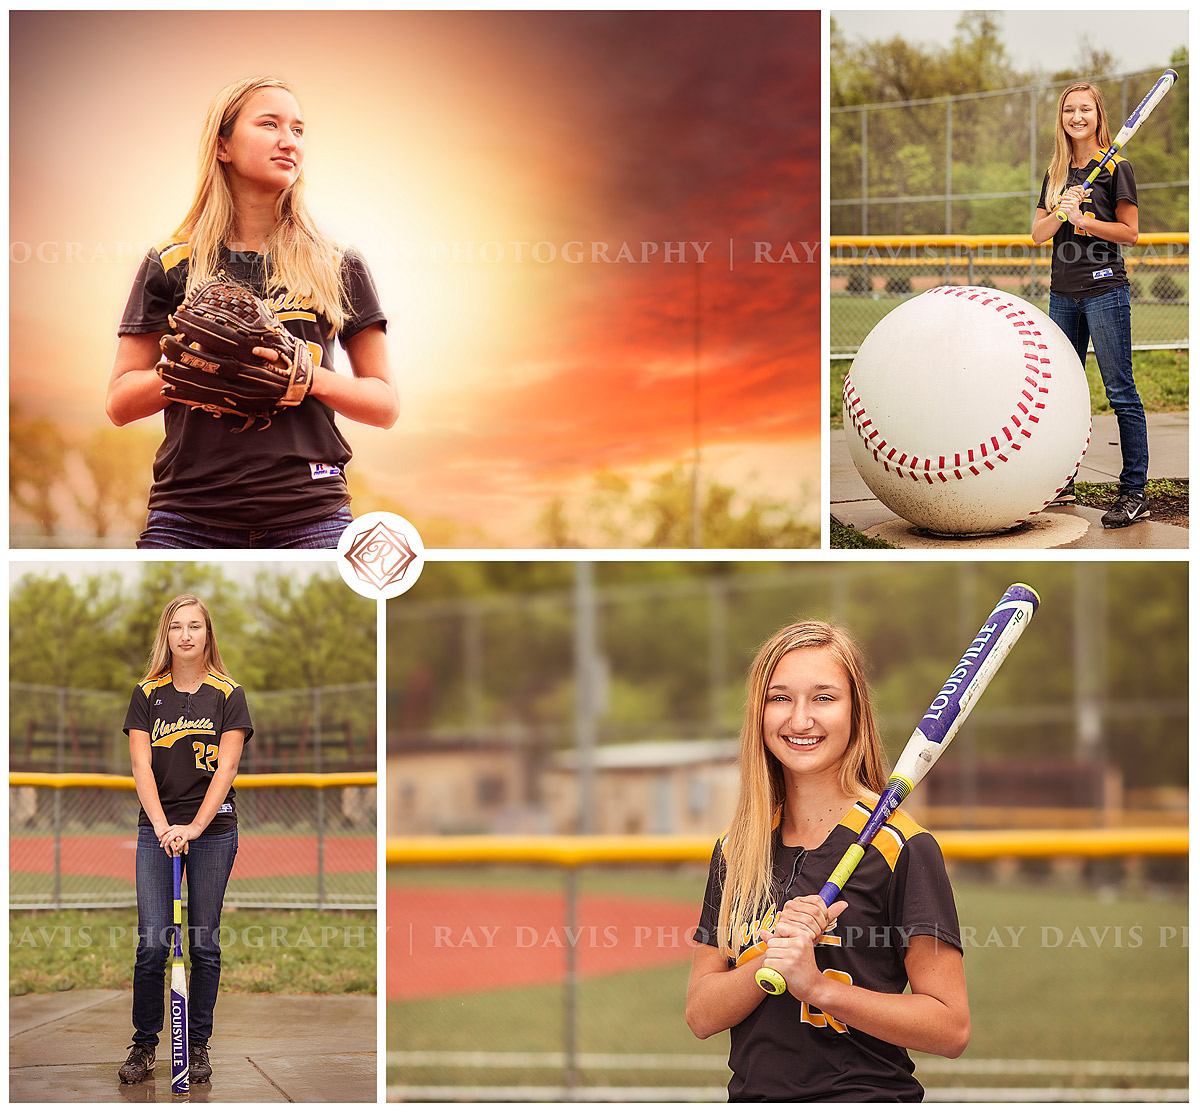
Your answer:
[157,278,315,431]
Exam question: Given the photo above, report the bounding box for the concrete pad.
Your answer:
[9,989,126,1035]
[11,1061,289,1103]
[831,412,1188,550]
[839,503,1188,551]
[246,1052,377,1103]
[864,512,1090,549]
[10,991,377,1103]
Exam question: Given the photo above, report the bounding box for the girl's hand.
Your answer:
[1058,185,1089,224]
[158,823,201,856]
[758,895,849,1001]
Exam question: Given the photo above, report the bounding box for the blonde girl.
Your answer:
[686,621,968,1101]
[119,596,252,1085]
[107,77,398,548]
[1032,80,1148,528]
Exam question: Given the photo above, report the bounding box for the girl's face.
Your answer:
[762,646,854,784]
[1061,91,1099,147]
[168,605,208,668]
[217,87,305,194]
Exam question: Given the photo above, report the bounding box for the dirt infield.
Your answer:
[9,834,374,880]
[389,887,701,1000]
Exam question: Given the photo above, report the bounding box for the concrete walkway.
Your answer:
[831,412,1188,550]
[10,990,377,1103]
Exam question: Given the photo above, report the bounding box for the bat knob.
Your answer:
[755,966,788,996]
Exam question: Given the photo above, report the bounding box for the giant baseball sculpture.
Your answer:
[843,286,1091,536]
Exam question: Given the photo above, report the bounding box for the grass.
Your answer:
[386,878,1187,1093]
[829,518,895,549]
[9,908,377,996]
[388,864,708,901]
[1075,477,1188,505]
[831,293,1189,359]
[10,870,375,907]
[831,348,1188,429]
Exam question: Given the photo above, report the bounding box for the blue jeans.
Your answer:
[132,826,238,1048]
[1048,286,1148,493]
[137,506,352,550]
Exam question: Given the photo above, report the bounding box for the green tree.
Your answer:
[73,427,158,541]
[245,570,376,691]
[533,467,817,549]
[831,17,1188,236]
[10,406,67,538]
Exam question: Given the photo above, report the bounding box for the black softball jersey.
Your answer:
[119,242,387,528]
[123,671,254,834]
[1037,153,1138,298]
[693,801,962,1102]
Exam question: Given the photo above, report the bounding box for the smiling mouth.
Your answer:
[783,735,822,747]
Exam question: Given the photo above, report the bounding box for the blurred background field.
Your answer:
[387,560,1187,1101]
[388,867,1186,1101]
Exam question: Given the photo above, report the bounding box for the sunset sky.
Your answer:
[10,11,821,546]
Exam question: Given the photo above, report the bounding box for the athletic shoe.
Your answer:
[1048,478,1076,506]
[190,1042,212,1084]
[118,1043,156,1084]
[1101,491,1151,528]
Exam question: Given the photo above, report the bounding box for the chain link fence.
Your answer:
[9,682,376,776]
[9,681,377,910]
[387,563,1188,838]
[10,775,377,910]
[831,65,1188,237]
[829,235,1189,358]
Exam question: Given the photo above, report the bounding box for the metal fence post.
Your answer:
[54,687,64,911]
[945,100,953,234]
[564,865,579,1097]
[860,106,869,235]
[315,686,325,910]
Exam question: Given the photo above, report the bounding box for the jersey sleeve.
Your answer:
[220,685,255,745]
[1110,157,1138,207]
[119,246,187,336]
[886,831,962,954]
[122,683,151,735]
[339,247,388,344]
[692,839,728,952]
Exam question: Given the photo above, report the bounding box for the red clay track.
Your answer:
[10,835,374,880]
[388,887,701,1000]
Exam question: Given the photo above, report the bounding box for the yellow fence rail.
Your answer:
[10,771,376,790]
[829,234,1189,355]
[387,828,1186,867]
[11,772,377,909]
[830,233,1188,251]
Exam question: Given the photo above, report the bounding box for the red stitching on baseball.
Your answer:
[844,288,1082,484]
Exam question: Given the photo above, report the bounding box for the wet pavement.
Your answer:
[10,990,377,1103]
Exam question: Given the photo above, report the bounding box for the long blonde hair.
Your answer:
[175,76,347,332]
[1045,81,1114,212]
[716,621,886,959]
[142,595,230,682]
